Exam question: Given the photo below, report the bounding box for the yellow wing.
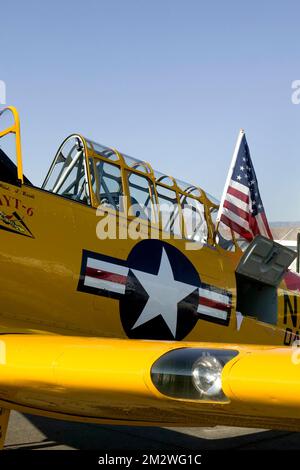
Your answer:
[0,334,299,433]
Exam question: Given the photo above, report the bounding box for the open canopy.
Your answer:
[41,134,219,244]
[0,107,220,245]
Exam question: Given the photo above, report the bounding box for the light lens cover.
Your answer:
[151,348,238,402]
[192,355,223,398]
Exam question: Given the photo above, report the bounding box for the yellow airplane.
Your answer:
[0,106,299,449]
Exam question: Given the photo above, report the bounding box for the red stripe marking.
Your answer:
[249,215,260,236]
[86,267,127,285]
[199,296,230,311]
[220,214,253,241]
[284,271,300,291]
[260,212,273,239]
[227,185,249,204]
[224,200,249,221]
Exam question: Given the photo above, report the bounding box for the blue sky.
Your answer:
[1,0,299,221]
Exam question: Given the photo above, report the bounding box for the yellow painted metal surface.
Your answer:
[0,336,299,430]
[222,346,300,408]
[0,106,296,349]
[0,179,292,346]
[0,107,299,437]
[0,107,23,182]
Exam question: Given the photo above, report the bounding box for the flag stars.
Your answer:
[221,133,271,241]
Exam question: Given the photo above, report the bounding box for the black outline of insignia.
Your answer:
[198,282,232,327]
[77,250,127,301]
[77,247,232,329]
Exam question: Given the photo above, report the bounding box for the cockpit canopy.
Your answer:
[42,136,88,203]
[42,134,219,244]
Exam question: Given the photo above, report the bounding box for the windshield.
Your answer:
[42,135,90,204]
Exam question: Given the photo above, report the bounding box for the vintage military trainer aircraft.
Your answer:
[0,106,299,448]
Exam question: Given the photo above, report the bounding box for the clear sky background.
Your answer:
[1,0,299,221]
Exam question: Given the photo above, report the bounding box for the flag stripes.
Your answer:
[217,131,272,244]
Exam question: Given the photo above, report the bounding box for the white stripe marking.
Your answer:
[199,288,230,306]
[84,276,126,294]
[230,179,250,196]
[197,304,228,320]
[225,193,248,212]
[256,213,269,237]
[221,208,250,230]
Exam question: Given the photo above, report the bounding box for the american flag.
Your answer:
[217,130,272,243]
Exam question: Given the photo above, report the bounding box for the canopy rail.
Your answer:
[0,106,23,184]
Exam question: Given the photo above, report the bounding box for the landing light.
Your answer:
[192,355,223,398]
[151,348,238,402]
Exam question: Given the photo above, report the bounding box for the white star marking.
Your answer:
[131,248,197,337]
[236,175,242,181]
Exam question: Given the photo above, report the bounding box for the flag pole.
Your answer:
[216,128,245,224]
